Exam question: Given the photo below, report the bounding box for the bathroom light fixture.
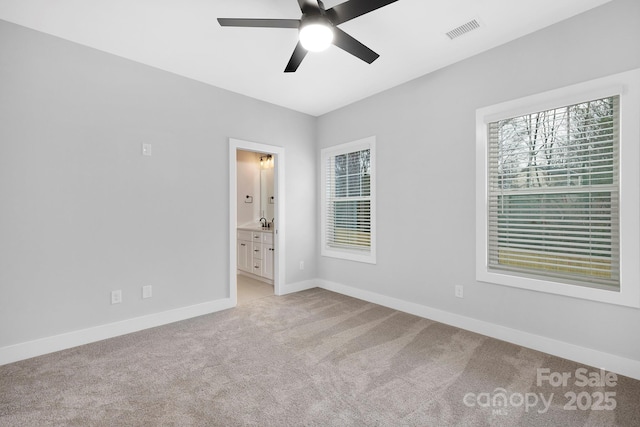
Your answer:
[260,154,273,169]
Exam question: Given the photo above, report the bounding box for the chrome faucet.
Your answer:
[259,217,267,228]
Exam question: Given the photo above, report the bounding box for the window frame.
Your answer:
[476,69,640,308]
[321,136,377,264]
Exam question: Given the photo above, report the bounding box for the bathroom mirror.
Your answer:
[260,159,275,223]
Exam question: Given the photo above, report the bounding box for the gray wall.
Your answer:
[0,20,316,347]
[317,0,640,361]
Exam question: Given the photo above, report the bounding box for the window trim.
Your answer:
[321,136,376,264]
[476,69,640,308]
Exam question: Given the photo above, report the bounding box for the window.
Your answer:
[476,69,640,307]
[490,96,619,288]
[321,137,376,263]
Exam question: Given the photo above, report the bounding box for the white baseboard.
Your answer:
[0,298,234,366]
[278,279,317,295]
[316,279,640,381]
[5,280,639,381]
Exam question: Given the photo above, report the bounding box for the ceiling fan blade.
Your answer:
[297,0,321,14]
[325,0,399,25]
[284,42,308,73]
[332,27,379,64]
[217,18,300,28]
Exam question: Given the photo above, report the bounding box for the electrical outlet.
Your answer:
[111,290,122,304]
[299,261,304,270]
[142,285,152,299]
[142,143,152,156]
[455,285,464,299]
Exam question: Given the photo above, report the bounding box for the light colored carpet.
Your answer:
[1,288,639,426]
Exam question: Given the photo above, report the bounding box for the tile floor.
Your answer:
[237,274,274,305]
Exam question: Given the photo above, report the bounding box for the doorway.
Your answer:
[228,139,285,306]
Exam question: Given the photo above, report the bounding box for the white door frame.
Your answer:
[229,138,285,305]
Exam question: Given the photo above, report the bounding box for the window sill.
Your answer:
[477,267,638,308]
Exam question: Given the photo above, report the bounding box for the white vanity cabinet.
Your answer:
[261,232,274,280]
[237,230,252,273]
[237,229,274,282]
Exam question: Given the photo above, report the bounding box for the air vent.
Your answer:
[446,19,480,40]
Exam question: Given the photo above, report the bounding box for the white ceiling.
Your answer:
[0,0,611,116]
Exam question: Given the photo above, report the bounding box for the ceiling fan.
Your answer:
[218,0,399,72]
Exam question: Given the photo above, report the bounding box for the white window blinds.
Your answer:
[488,96,620,289]
[321,138,376,263]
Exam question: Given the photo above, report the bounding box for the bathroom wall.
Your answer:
[236,150,260,227]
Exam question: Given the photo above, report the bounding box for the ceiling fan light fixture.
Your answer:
[299,22,333,52]
[218,0,399,72]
